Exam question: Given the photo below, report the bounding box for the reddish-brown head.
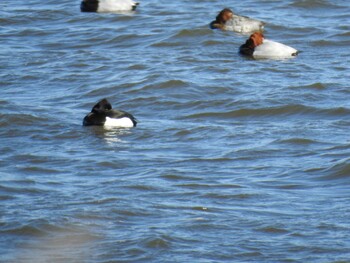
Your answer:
[216,8,234,24]
[249,32,264,47]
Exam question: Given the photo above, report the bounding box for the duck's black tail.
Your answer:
[132,2,139,11]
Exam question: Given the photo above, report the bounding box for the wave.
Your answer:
[0,113,47,128]
[290,0,340,9]
[151,28,211,47]
[317,159,350,181]
[1,225,47,239]
[2,221,100,263]
[288,82,327,90]
[183,104,350,120]
[275,138,319,145]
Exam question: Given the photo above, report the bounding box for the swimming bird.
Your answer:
[239,32,299,59]
[83,98,137,128]
[80,0,139,12]
[210,8,265,33]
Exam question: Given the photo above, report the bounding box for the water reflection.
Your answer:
[85,125,134,145]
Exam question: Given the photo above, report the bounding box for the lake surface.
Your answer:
[1,0,350,262]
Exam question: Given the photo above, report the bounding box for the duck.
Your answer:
[210,8,265,33]
[239,32,299,59]
[83,98,137,128]
[80,0,139,12]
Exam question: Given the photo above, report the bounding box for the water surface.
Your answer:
[1,0,350,262]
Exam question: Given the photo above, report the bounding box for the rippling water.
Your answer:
[1,0,350,262]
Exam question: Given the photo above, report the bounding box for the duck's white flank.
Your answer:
[225,15,264,33]
[104,117,134,128]
[97,0,137,12]
[253,39,298,59]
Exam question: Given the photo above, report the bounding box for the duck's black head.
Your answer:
[83,98,111,126]
[92,98,112,112]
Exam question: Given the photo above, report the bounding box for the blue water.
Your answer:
[1,0,350,262]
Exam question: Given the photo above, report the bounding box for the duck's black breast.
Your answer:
[239,45,254,56]
[80,0,99,12]
[83,112,106,126]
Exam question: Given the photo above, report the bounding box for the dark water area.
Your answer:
[1,0,350,262]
